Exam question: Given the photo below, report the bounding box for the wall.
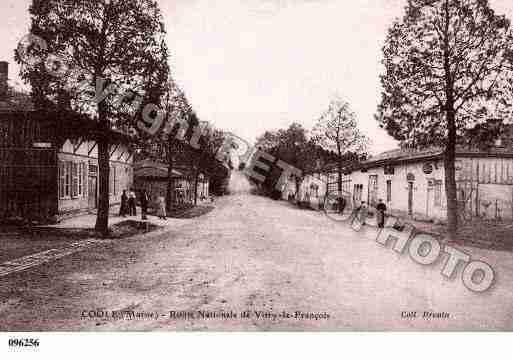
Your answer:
[278,154,513,222]
[347,160,446,221]
[457,156,513,220]
[298,173,328,209]
[0,113,58,222]
[57,139,133,216]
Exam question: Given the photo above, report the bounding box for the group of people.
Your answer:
[119,189,168,221]
[338,197,387,228]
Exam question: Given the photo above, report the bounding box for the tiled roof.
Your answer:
[364,147,444,166]
[363,145,513,169]
[134,160,186,179]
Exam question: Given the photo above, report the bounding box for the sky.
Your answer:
[2,0,513,154]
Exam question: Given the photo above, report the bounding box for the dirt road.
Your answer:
[1,171,513,330]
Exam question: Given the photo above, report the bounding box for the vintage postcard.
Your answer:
[1,0,513,345]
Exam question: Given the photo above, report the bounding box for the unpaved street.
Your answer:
[1,172,513,331]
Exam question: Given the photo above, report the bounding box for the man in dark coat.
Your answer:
[119,190,128,217]
[338,196,347,214]
[140,190,149,220]
[128,188,137,216]
[376,199,387,228]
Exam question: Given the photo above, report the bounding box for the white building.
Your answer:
[284,147,513,222]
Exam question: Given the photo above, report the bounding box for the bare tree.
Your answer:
[313,97,369,194]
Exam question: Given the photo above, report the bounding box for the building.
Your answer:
[282,170,328,210]
[134,159,210,207]
[287,146,513,223]
[0,62,134,223]
[350,147,513,222]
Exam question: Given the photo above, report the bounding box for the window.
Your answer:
[72,162,79,198]
[434,180,442,206]
[113,165,117,195]
[65,162,72,197]
[342,179,352,194]
[368,175,378,206]
[83,162,87,196]
[59,161,72,198]
[109,165,113,195]
[58,161,65,198]
[77,162,87,197]
[78,163,83,196]
[353,184,363,202]
[386,180,392,203]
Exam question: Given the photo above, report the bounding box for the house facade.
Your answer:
[57,137,133,217]
[282,171,329,210]
[134,159,210,207]
[346,149,513,221]
[282,147,513,222]
[0,110,134,223]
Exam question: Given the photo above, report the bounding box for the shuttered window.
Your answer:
[82,163,87,197]
[58,161,65,199]
[77,162,86,197]
[72,162,79,198]
[65,162,72,197]
[113,165,117,195]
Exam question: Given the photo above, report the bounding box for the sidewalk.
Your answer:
[42,206,189,230]
[0,205,204,271]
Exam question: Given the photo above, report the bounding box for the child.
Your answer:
[157,193,167,220]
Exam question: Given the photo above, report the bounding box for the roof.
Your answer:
[362,148,444,168]
[362,146,513,169]
[134,160,185,179]
[0,109,135,145]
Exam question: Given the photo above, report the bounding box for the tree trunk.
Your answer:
[337,160,343,193]
[95,134,110,236]
[444,109,458,241]
[194,169,199,205]
[442,0,458,242]
[166,148,175,212]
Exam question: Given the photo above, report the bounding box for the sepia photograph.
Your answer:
[1,0,513,349]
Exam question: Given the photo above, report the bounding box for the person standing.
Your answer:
[338,195,347,214]
[157,193,167,220]
[119,190,128,217]
[376,199,387,228]
[140,190,149,220]
[358,201,368,225]
[128,188,136,216]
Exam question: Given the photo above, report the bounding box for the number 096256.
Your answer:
[8,338,40,347]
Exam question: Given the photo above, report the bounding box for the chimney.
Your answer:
[0,61,8,100]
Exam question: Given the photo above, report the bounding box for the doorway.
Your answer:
[426,181,434,217]
[408,182,414,216]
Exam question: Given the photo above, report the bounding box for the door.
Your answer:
[88,176,97,209]
[426,181,434,217]
[408,182,414,216]
[368,175,378,207]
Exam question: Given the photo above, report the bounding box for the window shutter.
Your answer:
[78,163,82,196]
[58,161,65,198]
[113,165,117,195]
[66,162,72,197]
[72,162,78,198]
[83,163,88,197]
[109,165,113,195]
